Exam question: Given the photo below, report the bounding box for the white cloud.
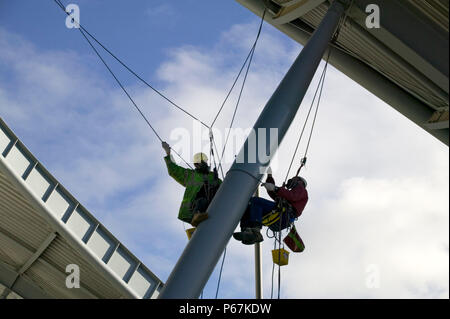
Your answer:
[279,175,449,298]
[0,17,448,300]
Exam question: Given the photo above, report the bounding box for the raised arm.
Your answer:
[162,142,190,187]
[265,171,277,200]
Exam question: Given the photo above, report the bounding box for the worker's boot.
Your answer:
[191,211,209,227]
[233,227,263,245]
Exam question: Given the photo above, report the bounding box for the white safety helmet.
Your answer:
[193,152,208,164]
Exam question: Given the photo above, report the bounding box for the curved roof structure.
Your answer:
[0,118,163,299]
[236,0,449,145]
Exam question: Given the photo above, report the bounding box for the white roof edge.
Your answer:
[0,117,163,299]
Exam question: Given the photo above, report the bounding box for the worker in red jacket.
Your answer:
[233,172,308,245]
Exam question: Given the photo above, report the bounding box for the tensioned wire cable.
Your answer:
[210,8,267,128]
[55,0,267,181]
[283,10,346,182]
[54,0,209,129]
[54,0,194,169]
[213,8,266,179]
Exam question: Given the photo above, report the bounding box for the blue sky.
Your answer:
[0,1,448,299]
[0,0,255,87]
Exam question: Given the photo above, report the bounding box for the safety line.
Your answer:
[302,54,330,161]
[283,55,329,183]
[215,247,227,299]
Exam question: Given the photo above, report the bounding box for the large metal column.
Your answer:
[159,0,346,299]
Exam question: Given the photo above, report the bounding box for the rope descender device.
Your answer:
[295,157,307,176]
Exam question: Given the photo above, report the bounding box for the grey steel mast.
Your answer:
[159,0,346,299]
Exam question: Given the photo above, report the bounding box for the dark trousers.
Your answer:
[240,197,295,231]
[192,197,209,213]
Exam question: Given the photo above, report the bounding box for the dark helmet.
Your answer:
[286,176,307,189]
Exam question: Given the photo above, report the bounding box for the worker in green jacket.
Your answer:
[162,141,222,227]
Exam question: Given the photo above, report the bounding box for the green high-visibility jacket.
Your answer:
[164,155,222,223]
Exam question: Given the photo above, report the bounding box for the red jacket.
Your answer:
[266,176,308,217]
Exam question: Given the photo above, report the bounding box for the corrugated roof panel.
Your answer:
[0,236,31,270]
[40,236,123,299]
[0,282,22,299]
[25,259,95,299]
[274,0,297,5]
[0,118,163,298]
[298,2,448,110]
[0,180,52,250]
[408,0,449,33]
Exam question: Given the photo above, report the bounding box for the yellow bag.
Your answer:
[186,228,196,240]
[272,248,289,266]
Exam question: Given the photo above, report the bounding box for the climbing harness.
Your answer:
[261,198,295,232]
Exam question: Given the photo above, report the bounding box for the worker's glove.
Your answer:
[262,182,276,192]
[162,141,171,155]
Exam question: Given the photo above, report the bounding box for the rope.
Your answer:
[55,0,267,176]
[270,239,276,299]
[284,27,338,182]
[54,0,194,169]
[267,202,289,299]
[210,8,266,128]
[215,247,227,299]
[211,135,225,179]
[283,59,329,183]
[55,0,265,178]
[211,8,266,176]
[219,47,255,167]
[298,10,352,164]
[270,17,344,299]
[53,0,209,129]
[302,54,330,162]
[277,227,282,299]
[227,168,264,185]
